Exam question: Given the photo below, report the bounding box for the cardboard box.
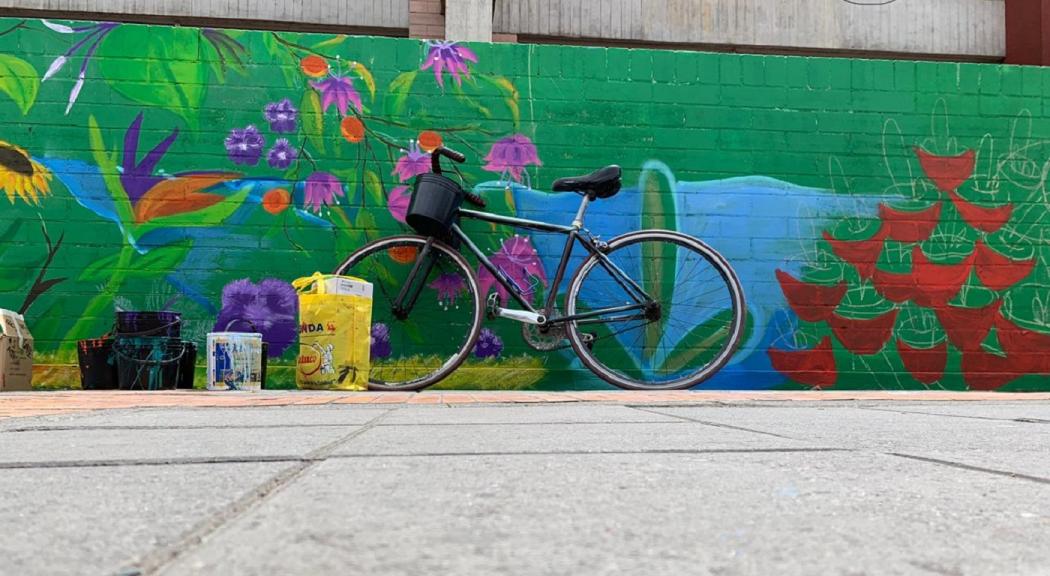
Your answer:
[0,309,33,392]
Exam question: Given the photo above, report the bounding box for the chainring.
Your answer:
[522,320,569,351]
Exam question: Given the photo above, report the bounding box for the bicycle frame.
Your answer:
[445,197,655,326]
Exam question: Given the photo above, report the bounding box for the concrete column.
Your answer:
[445,0,492,42]
[1006,0,1050,64]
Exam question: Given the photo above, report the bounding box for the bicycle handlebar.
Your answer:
[429,146,487,208]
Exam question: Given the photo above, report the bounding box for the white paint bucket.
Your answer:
[206,332,264,391]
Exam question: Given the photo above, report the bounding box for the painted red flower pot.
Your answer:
[828,309,899,355]
[909,246,974,307]
[872,267,916,303]
[961,348,1022,391]
[947,190,1012,234]
[895,339,947,385]
[974,241,1035,291]
[775,270,847,323]
[933,300,1001,352]
[767,337,837,388]
[878,202,942,244]
[822,228,887,280]
[994,315,1050,374]
[914,148,975,192]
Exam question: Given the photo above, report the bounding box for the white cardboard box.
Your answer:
[0,309,33,392]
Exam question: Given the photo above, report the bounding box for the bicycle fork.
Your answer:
[391,237,438,320]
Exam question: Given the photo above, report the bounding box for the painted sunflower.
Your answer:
[0,140,51,205]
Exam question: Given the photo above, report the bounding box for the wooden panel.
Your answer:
[495,0,1005,58]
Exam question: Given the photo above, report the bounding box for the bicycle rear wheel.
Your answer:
[334,235,482,391]
[565,230,746,390]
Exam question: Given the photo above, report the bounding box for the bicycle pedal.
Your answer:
[486,293,501,320]
[582,332,597,350]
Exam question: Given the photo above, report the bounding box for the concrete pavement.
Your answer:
[1,394,1049,575]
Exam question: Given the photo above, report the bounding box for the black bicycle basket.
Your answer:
[406,173,465,238]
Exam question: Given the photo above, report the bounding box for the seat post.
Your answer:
[572,195,591,229]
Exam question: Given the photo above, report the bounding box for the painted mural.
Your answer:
[2,17,1050,391]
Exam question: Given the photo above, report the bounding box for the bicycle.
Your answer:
[334,146,746,391]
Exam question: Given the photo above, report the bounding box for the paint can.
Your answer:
[113,337,187,391]
[206,332,264,391]
[77,337,118,390]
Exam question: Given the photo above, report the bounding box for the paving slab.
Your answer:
[376,404,682,425]
[862,402,1050,422]
[0,406,391,430]
[0,426,356,465]
[0,461,291,576]
[335,421,813,456]
[162,451,1050,576]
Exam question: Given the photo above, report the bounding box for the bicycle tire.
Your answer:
[334,235,483,391]
[565,229,747,390]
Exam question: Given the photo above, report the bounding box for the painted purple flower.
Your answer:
[303,172,345,213]
[370,323,392,359]
[483,134,543,184]
[310,75,362,116]
[41,20,119,114]
[267,138,297,170]
[264,98,298,133]
[429,273,467,308]
[474,328,503,359]
[388,185,411,223]
[477,236,548,304]
[421,41,478,89]
[213,278,298,357]
[392,142,431,182]
[225,125,265,166]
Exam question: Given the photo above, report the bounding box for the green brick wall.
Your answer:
[1,16,1049,391]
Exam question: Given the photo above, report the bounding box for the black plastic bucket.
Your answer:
[77,338,118,390]
[116,311,182,338]
[260,342,269,389]
[114,337,186,391]
[177,342,198,389]
[406,173,465,237]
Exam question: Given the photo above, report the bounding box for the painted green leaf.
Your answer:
[453,82,492,119]
[478,74,520,127]
[87,116,134,226]
[97,27,208,127]
[364,170,384,207]
[0,54,40,115]
[384,71,417,117]
[302,90,325,154]
[80,241,193,282]
[660,309,749,374]
[263,32,300,87]
[0,262,34,291]
[640,170,677,360]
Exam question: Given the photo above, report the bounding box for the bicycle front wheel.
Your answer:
[565,230,746,390]
[334,235,483,391]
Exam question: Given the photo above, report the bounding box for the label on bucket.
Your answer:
[207,333,263,391]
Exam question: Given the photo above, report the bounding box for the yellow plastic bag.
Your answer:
[292,273,372,391]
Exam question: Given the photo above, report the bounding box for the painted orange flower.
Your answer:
[301,56,329,78]
[340,117,365,143]
[388,246,419,264]
[418,131,443,152]
[262,188,291,214]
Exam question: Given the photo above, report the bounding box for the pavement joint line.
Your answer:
[132,408,395,576]
[0,455,316,470]
[859,406,1050,425]
[1,424,367,433]
[627,406,801,441]
[887,452,1050,486]
[328,447,849,458]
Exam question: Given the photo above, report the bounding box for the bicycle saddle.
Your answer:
[552,165,622,199]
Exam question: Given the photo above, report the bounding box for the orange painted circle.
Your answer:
[262,188,291,215]
[388,246,419,264]
[418,131,443,153]
[340,117,366,143]
[301,56,329,78]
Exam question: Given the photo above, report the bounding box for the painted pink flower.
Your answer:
[310,75,362,116]
[303,172,344,213]
[392,142,431,182]
[421,40,478,88]
[477,236,547,303]
[483,134,542,184]
[388,185,411,223]
[429,273,467,308]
